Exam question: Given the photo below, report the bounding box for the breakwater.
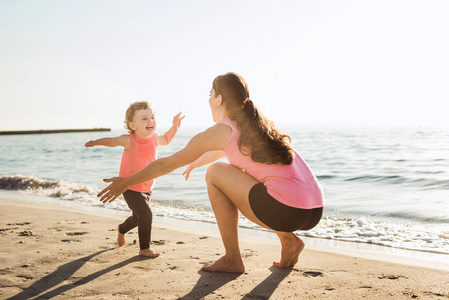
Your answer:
[0,128,111,135]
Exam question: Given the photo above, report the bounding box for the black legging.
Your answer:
[118,189,153,250]
[249,183,323,232]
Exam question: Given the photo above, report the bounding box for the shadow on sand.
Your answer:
[178,267,292,300]
[7,247,150,300]
[9,249,293,300]
[242,267,293,299]
[177,270,242,300]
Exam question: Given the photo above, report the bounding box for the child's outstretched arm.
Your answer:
[157,112,185,146]
[183,150,226,180]
[85,134,131,149]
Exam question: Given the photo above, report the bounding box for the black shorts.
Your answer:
[249,183,323,232]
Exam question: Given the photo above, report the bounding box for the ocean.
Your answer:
[1,125,448,259]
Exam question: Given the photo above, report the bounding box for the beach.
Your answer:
[1,199,448,300]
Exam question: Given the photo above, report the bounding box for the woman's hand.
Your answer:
[182,164,196,181]
[98,177,128,203]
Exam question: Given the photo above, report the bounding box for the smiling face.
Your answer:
[128,108,157,138]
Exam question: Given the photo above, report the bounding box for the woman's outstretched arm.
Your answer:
[98,123,231,203]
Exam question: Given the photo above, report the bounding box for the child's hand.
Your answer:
[172,112,185,128]
[85,140,96,147]
[182,164,195,181]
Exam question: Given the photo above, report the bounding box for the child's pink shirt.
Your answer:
[119,133,157,193]
[218,119,323,209]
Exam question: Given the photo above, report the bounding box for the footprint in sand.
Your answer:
[65,276,84,285]
[16,275,33,282]
[0,227,19,234]
[378,275,407,280]
[151,240,166,245]
[61,239,82,243]
[65,232,89,236]
[302,271,324,277]
[0,268,14,275]
[18,230,33,236]
[242,249,257,258]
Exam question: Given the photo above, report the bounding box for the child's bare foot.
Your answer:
[273,232,305,268]
[201,255,245,273]
[139,248,160,258]
[117,225,125,246]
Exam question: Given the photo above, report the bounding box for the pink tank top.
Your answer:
[119,133,158,192]
[218,119,323,209]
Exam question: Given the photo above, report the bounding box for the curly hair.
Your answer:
[124,101,152,134]
[213,72,294,165]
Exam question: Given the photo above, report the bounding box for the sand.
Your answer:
[0,199,448,300]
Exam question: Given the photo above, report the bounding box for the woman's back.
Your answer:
[218,118,323,209]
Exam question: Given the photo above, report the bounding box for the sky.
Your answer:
[1,0,448,131]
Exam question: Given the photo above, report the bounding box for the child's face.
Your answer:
[129,108,157,138]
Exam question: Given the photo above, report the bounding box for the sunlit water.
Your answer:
[1,125,448,257]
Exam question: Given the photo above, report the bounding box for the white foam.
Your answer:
[2,175,449,256]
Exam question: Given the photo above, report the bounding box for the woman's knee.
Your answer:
[205,162,229,183]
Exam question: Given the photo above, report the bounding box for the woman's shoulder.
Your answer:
[216,118,237,132]
[187,122,233,152]
[177,122,233,156]
[207,122,233,137]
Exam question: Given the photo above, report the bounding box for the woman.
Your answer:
[98,72,324,273]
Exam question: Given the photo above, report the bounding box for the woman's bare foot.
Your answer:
[117,225,125,246]
[273,232,305,268]
[139,248,160,258]
[201,255,245,273]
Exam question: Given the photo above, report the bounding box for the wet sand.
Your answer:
[1,199,448,299]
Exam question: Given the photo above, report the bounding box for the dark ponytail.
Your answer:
[213,72,294,165]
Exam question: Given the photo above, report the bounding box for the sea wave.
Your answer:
[1,175,448,255]
[317,173,449,189]
[345,175,405,183]
[305,217,449,255]
[0,175,99,197]
[0,175,129,211]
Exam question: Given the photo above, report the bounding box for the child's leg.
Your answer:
[121,190,159,257]
[117,225,126,246]
[136,192,152,251]
[136,192,160,258]
[119,190,141,243]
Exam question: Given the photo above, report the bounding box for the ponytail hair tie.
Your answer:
[243,98,251,105]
